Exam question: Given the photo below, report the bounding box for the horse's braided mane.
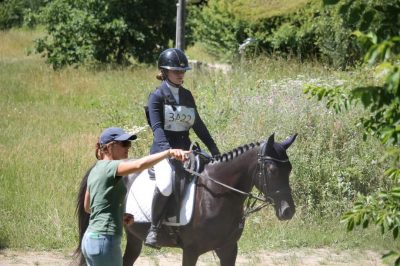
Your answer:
[211,141,261,163]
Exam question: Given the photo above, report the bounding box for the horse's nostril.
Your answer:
[279,201,295,220]
[282,207,293,219]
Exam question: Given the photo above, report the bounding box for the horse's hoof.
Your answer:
[144,241,161,250]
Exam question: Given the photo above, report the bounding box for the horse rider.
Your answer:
[144,48,220,248]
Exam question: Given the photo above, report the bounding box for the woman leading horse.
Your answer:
[78,127,189,266]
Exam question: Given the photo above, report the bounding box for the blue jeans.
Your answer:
[82,231,122,266]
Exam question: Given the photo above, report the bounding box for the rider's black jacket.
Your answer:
[147,81,220,156]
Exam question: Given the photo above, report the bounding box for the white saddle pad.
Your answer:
[124,170,196,226]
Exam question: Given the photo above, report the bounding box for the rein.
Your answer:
[184,167,267,202]
[186,143,289,218]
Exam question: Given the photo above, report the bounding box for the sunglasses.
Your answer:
[115,141,132,148]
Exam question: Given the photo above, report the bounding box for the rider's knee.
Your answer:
[158,185,172,196]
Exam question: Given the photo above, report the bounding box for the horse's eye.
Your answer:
[267,164,277,175]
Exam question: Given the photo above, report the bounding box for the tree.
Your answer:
[304,33,400,265]
[0,0,46,29]
[34,0,176,69]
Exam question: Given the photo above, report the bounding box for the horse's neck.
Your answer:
[206,147,259,190]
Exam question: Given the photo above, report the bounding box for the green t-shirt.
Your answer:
[87,160,126,236]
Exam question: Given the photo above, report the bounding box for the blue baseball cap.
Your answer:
[99,127,137,145]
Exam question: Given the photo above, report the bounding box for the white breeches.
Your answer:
[154,159,173,196]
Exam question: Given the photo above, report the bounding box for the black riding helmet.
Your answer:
[158,48,192,71]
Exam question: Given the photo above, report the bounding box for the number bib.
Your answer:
[164,104,195,132]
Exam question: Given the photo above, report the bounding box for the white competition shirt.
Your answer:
[164,83,195,131]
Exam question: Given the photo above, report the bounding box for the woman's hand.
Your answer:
[168,149,191,161]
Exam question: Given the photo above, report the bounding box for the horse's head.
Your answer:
[255,133,297,220]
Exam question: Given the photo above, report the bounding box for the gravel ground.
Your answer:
[0,248,385,266]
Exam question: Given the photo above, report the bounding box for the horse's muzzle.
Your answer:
[277,200,295,220]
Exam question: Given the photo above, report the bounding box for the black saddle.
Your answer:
[148,143,212,224]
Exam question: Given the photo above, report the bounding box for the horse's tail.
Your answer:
[73,163,95,266]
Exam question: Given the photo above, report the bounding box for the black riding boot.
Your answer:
[144,187,169,249]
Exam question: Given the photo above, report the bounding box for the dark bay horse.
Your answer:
[75,133,297,266]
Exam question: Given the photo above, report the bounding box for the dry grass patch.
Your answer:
[0,29,43,61]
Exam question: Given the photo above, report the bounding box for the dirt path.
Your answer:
[0,248,385,265]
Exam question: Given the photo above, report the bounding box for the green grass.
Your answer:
[1,28,398,259]
[241,208,399,253]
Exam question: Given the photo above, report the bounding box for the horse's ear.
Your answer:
[281,133,298,150]
[266,133,275,149]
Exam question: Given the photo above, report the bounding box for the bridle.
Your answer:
[184,142,290,218]
[256,141,290,200]
[244,142,290,217]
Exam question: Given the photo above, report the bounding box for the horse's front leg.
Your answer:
[122,229,142,266]
[215,242,238,266]
[182,247,200,266]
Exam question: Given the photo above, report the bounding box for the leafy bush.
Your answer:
[316,0,400,68]
[34,0,176,69]
[189,1,319,63]
[190,0,400,68]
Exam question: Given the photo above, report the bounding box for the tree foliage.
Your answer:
[0,0,45,29]
[190,0,400,68]
[34,0,176,69]
[304,33,400,265]
[316,0,400,68]
[189,0,247,61]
